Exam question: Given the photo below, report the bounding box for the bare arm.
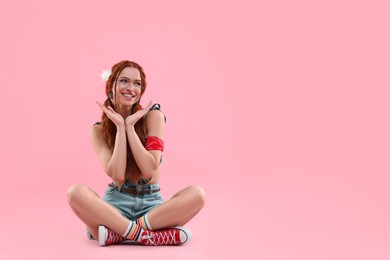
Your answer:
[89,125,127,183]
[89,102,128,183]
[125,105,164,180]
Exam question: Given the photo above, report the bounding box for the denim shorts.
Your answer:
[102,181,164,221]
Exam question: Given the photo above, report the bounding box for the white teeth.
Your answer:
[122,93,134,98]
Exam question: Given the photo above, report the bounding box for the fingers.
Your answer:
[107,106,116,113]
[139,101,153,117]
[146,101,153,109]
[96,101,106,112]
[97,101,113,112]
[96,102,115,119]
[96,101,108,113]
[97,102,125,126]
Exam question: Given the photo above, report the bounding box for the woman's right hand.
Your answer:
[96,101,125,128]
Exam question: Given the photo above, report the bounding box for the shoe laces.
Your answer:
[106,229,125,245]
[142,229,178,246]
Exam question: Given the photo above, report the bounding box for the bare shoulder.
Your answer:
[88,123,112,172]
[146,109,165,124]
[89,124,108,151]
[89,123,104,140]
[146,109,165,137]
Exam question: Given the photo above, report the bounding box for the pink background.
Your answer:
[0,0,389,259]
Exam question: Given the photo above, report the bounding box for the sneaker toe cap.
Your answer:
[178,227,191,244]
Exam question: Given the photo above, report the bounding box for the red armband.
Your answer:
[145,136,164,152]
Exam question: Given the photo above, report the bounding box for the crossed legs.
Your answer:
[147,185,206,230]
[67,183,206,240]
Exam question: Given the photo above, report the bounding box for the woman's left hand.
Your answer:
[125,101,153,128]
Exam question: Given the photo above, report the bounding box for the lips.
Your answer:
[122,93,135,99]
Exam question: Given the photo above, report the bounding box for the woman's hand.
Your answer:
[125,101,153,128]
[96,101,125,128]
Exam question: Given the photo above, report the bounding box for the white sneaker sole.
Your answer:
[97,225,191,246]
[175,226,192,245]
[98,226,107,246]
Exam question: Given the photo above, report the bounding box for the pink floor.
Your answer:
[1,0,390,259]
[2,160,389,259]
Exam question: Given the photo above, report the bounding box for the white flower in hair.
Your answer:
[100,69,112,81]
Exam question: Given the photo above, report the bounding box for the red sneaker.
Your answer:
[98,226,126,246]
[140,227,191,246]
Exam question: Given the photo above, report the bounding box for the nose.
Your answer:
[127,81,137,89]
[124,82,136,90]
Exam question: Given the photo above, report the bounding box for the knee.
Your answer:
[187,185,207,209]
[66,183,89,206]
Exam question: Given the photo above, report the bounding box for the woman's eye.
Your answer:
[135,82,141,86]
[119,79,130,85]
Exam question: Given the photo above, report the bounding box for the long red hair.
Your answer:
[101,60,147,183]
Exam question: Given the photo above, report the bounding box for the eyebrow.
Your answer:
[119,76,141,81]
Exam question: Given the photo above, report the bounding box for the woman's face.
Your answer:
[112,67,142,107]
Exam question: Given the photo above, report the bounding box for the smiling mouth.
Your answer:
[122,93,135,98]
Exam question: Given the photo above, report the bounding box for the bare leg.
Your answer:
[147,185,206,230]
[67,183,130,239]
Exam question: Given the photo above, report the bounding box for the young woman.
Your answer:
[67,60,206,246]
